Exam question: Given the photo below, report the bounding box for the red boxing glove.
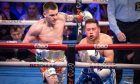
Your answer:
[77,14,84,22]
[74,9,83,22]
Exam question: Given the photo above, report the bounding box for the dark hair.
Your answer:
[43,2,58,12]
[26,2,37,8]
[10,26,23,33]
[85,19,99,27]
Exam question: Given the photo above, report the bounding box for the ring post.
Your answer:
[66,45,76,84]
[76,0,83,43]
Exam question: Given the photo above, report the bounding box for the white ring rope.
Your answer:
[0,0,108,4]
[0,20,109,26]
[0,62,67,67]
[0,62,140,70]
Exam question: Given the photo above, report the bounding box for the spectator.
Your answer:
[85,3,101,21]
[0,2,17,20]
[100,4,111,35]
[0,2,17,40]
[0,10,10,40]
[20,2,43,35]
[11,2,26,19]
[0,10,7,20]
[59,3,75,14]
[20,2,42,20]
[0,26,35,61]
[2,25,24,41]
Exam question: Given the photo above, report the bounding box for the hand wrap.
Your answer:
[87,50,105,63]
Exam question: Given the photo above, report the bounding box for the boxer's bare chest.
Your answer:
[38,24,63,43]
[83,38,105,54]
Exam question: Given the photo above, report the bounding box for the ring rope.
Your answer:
[76,44,140,50]
[1,43,140,50]
[0,62,67,67]
[1,42,140,84]
[0,62,140,70]
[0,43,67,50]
[0,0,108,4]
[76,0,83,42]
[0,20,109,26]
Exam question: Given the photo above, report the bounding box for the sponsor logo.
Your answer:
[94,44,108,49]
[34,43,48,49]
[67,63,75,83]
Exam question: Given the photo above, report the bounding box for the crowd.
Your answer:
[0,2,109,61]
[0,2,109,40]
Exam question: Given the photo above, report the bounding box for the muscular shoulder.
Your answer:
[99,33,113,44]
[58,12,66,21]
[79,38,87,44]
[32,19,44,27]
[27,19,44,35]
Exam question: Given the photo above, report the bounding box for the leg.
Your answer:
[128,20,140,84]
[40,67,59,84]
[44,74,59,84]
[133,50,140,84]
[76,69,103,84]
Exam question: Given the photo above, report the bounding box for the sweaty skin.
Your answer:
[77,20,115,84]
[79,22,114,63]
[23,13,65,44]
[23,8,76,83]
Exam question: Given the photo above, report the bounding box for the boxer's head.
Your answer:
[84,19,100,42]
[43,2,58,24]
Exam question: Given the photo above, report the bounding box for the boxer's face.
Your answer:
[85,23,100,41]
[44,9,58,24]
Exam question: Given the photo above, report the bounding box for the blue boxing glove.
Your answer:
[87,50,105,63]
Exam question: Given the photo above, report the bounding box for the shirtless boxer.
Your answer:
[23,2,93,84]
[77,19,116,84]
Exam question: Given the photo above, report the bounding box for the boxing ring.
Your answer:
[0,0,139,84]
[0,43,140,84]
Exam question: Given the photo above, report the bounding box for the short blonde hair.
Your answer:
[43,2,58,12]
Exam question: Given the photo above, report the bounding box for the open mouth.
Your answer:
[89,35,94,40]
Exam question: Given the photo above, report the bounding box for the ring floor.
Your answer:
[0,67,133,84]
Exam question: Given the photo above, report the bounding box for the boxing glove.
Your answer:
[75,10,93,22]
[87,50,105,63]
[78,50,91,62]
[82,10,93,21]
